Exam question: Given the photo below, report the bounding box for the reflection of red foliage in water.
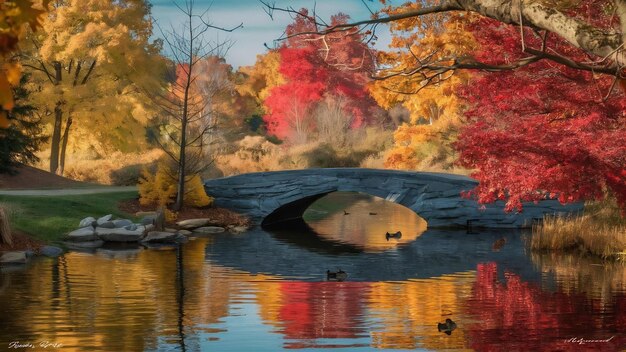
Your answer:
[278,281,370,348]
[466,263,626,351]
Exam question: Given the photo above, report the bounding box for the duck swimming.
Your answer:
[343,210,350,215]
[437,318,457,335]
[385,231,402,241]
[327,269,348,281]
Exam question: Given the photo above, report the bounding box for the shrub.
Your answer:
[110,164,145,186]
[138,162,213,215]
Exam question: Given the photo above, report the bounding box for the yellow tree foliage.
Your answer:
[0,0,49,127]
[236,50,285,114]
[21,0,164,174]
[369,2,478,170]
[138,162,213,212]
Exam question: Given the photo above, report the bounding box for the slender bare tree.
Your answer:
[151,0,241,211]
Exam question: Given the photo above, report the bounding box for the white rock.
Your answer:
[0,251,27,264]
[176,218,212,229]
[78,217,96,228]
[97,214,113,225]
[96,226,145,242]
[113,219,133,228]
[66,227,99,242]
[98,221,116,229]
[193,226,225,234]
[141,231,178,243]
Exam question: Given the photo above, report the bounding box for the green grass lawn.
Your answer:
[0,191,138,243]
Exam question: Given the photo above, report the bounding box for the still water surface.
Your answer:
[0,192,625,351]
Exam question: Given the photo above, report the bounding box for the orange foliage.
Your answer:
[370,2,477,170]
[0,0,49,127]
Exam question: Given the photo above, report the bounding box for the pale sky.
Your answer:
[149,0,391,68]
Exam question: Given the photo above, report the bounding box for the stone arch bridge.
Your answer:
[204,168,582,229]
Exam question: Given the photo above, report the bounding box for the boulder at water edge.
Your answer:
[66,227,99,242]
[193,226,225,234]
[96,226,145,242]
[141,231,179,243]
[177,218,212,229]
[0,251,27,265]
[40,246,64,257]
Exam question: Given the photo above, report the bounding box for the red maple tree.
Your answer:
[455,5,626,211]
[263,10,377,141]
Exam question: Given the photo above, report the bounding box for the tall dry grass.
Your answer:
[530,198,626,260]
[214,127,394,176]
[60,149,164,185]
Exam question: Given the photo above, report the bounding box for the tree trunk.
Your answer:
[49,102,63,174]
[0,207,12,246]
[174,117,187,211]
[58,116,73,176]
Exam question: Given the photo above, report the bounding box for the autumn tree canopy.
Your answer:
[263,10,379,143]
[21,0,163,174]
[456,13,626,211]
[265,0,626,210]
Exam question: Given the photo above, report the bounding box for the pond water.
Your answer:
[1,192,625,351]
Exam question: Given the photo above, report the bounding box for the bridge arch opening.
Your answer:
[262,191,427,252]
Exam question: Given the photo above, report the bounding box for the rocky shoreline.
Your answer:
[0,213,250,266]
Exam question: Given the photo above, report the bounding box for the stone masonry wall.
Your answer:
[204,168,583,229]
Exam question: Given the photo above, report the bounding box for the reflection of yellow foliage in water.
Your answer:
[531,252,626,300]
[253,278,285,326]
[308,197,427,252]
[368,273,475,351]
[0,238,255,352]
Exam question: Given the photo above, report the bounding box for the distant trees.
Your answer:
[263,10,379,143]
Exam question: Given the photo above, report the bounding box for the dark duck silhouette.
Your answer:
[343,210,350,215]
[492,237,506,251]
[437,318,457,335]
[327,269,348,281]
[369,212,377,215]
[385,231,402,241]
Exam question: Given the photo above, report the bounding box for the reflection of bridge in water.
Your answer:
[205,168,583,229]
[203,227,541,283]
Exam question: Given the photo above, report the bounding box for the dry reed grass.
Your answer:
[530,199,626,260]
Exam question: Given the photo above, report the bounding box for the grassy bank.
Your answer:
[0,191,138,243]
[530,198,626,260]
